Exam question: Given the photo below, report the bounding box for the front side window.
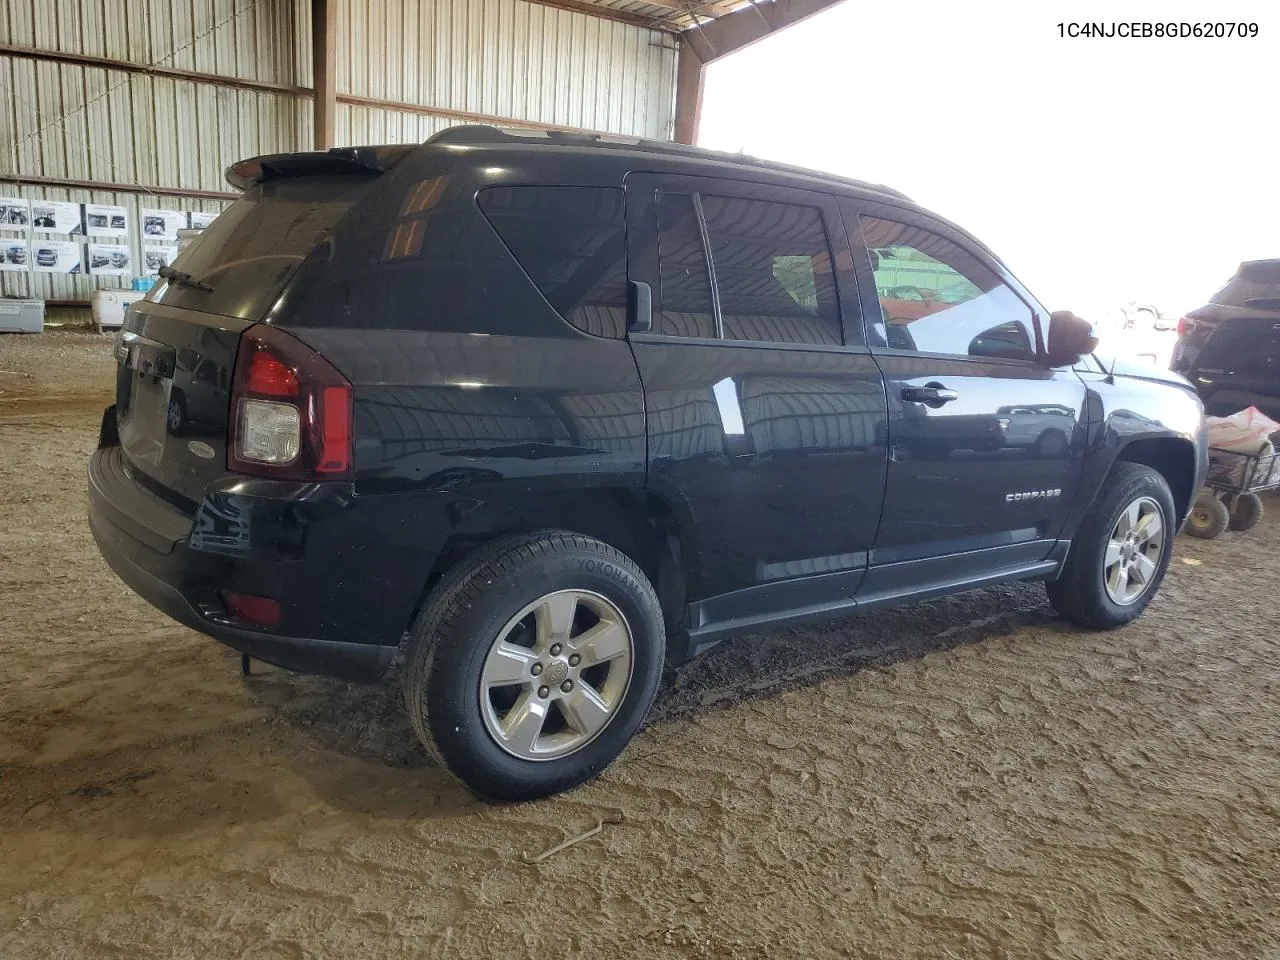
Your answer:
[860,216,1036,360]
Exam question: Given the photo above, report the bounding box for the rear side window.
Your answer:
[653,191,845,346]
[859,216,1035,361]
[700,196,841,346]
[656,193,717,338]
[478,186,627,338]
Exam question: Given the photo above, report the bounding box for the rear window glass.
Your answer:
[478,186,628,338]
[152,175,376,321]
[1211,260,1280,307]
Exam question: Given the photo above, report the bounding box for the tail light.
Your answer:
[1176,315,1196,338]
[228,324,352,480]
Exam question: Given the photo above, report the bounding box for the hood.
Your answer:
[1100,355,1195,389]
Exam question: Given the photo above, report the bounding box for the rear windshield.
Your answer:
[151,175,378,321]
[1210,260,1280,307]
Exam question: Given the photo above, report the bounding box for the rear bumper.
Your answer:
[88,442,438,682]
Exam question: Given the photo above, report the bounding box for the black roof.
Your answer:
[426,124,912,203]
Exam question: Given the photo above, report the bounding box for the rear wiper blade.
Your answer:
[158,265,214,292]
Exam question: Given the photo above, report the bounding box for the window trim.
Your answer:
[623,172,863,351]
[689,192,725,339]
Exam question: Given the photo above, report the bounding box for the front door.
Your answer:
[841,200,1088,600]
[625,175,888,643]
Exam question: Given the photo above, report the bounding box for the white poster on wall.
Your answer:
[87,243,132,276]
[84,203,129,238]
[143,244,179,274]
[32,201,84,235]
[32,239,82,273]
[189,211,218,229]
[1,238,29,271]
[0,198,31,227]
[141,209,186,241]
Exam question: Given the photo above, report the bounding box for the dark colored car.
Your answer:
[144,216,166,236]
[35,247,57,267]
[89,126,1207,801]
[90,253,110,269]
[5,244,25,265]
[145,250,167,271]
[1171,259,1280,421]
[111,214,127,230]
[87,213,109,229]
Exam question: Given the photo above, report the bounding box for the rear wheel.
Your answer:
[1185,492,1230,539]
[404,531,665,802]
[1048,463,1175,628]
[1227,492,1264,532]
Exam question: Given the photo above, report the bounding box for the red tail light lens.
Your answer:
[1176,315,1195,338]
[229,324,353,480]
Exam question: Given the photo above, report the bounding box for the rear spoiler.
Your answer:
[225,145,416,191]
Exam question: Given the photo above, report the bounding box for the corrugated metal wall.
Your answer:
[335,0,675,141]
[0,0,676,303]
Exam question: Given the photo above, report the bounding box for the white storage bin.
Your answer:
[0,299,44,333]
[91,289,147,331]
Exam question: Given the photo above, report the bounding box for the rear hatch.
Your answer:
[1184,260,1280,418]
[115,154,407,507]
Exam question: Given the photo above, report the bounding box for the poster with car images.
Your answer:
[143,244,178,274]
[0,198,31,227]
[189,210,218,229]
[84,203,129,238]
[141,208,186,241]
[31,201,84,235]
[1,238,29,271]
[87,243,132,276]
[32,240,82,273]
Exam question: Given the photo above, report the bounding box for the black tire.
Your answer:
[1227,492,1264,532]
[1184,492,1230,539]
[1047,463,1176,629]
[404,531,665,802]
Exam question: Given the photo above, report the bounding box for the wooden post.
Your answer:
[312,0,336,150]
[673,36,704,145]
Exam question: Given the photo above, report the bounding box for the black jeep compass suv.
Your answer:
[89,126,1207,800]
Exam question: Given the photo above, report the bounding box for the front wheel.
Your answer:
[404,531,665,802]
[1047,463,1176,629]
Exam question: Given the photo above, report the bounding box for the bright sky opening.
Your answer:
[699,0,1279,319]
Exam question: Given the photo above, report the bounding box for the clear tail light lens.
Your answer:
[238,399,301,464]
[228,324,353,480]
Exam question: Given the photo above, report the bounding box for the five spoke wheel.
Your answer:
[480,589,634,761]
[1103,496,1165,605]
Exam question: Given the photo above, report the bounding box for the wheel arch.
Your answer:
[1114,436,1198,526]
[406,486,694,653]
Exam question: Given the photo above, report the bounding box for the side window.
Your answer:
[859,216,1035,361]
[656,193,716,339]
[477,186,627,338]
[700,196,841,346]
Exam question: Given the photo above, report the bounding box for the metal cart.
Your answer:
[1185,445,1280,538]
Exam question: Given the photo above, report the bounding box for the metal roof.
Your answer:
[532,0,758,32]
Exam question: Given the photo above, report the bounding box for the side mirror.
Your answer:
[1046,310,1099,366]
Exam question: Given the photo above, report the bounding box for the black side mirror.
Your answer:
[1046,310,1099,367]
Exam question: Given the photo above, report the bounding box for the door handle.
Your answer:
[902,384,958,406]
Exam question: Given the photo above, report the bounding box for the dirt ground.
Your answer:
[1,331,1278,960]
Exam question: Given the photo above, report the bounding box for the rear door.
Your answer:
[624,174,888,636]
[841,199,1088,600]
